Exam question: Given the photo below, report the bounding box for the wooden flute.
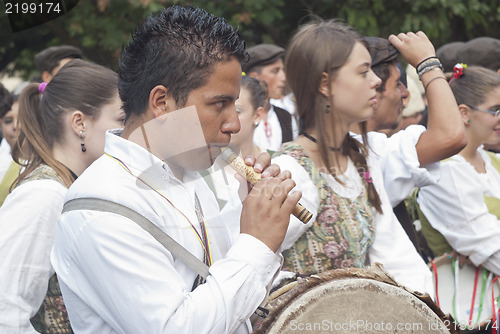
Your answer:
[220,148,313,224]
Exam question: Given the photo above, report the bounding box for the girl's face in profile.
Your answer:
[1,101,19,148]
[468,86,500,146]
[329,42,381,128]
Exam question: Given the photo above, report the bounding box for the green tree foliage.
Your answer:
[1,0,499,80]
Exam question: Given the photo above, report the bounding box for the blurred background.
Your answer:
[1,0,500,88]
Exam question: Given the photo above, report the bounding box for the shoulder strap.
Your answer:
[62,197,210,279]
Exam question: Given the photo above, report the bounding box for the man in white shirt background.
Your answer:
[350,37,465,258]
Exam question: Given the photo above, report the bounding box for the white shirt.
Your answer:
[0,176,67,333]
[253,105,298,152]
[354,125,441,207]
[272,146,434,295]
[0,138,10,156]
[51,131,282,334]
[418,149,500,268]
[0,139,12,182]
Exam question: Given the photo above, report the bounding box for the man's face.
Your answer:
[165,57,242,171]
[370,63,409,131]
[254,58,286,100]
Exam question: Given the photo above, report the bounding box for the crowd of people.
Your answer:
[0,4,499,334]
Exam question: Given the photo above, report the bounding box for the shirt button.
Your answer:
[267,265,272,273]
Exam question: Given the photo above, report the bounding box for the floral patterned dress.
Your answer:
[275,143,375,275]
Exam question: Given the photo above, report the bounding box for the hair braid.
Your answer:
[342,133,383,214]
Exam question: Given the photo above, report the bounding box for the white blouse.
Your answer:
[418,149,500,268]
[0,177,67,333]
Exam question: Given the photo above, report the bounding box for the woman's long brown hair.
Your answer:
[285,19,382,213]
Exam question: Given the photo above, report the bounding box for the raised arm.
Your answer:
[389,32,466,166]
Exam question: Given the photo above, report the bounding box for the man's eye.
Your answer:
[216,101,227,109]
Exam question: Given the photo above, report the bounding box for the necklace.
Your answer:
[301,132,341,152]
[104,153,213,266]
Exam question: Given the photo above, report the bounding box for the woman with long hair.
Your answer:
[0,59,125,333]
[271,20,450,294]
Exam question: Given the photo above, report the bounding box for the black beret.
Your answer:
[242,44,285,73]
[34,45,83,73]
[436,41,465,73]
[365,37,399,68]
[458,37,500,71]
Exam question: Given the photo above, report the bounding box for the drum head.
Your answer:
[256,265,452,333]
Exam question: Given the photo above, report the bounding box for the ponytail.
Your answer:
[11,83,74,189]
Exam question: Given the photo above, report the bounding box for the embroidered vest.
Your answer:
[276,143,375,275]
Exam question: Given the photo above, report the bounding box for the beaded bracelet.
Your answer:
[416,56,439,73]
[418,63,443,79]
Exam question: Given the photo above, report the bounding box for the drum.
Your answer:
[430,255,500,333]
[254,263,456,333]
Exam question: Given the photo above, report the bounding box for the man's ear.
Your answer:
[149,85,175,118]
[458,104,471,125]
[318,72,330,98]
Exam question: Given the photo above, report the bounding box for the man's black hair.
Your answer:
[372,61,398,92]
[119,5,247,118]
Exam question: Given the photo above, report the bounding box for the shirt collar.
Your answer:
[104,129,200,184]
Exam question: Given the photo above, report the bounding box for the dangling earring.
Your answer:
[325,104,330,114]
[79,130,86,152]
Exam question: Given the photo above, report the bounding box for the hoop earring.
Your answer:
[79,130,86,152]
[325,104,330,114]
